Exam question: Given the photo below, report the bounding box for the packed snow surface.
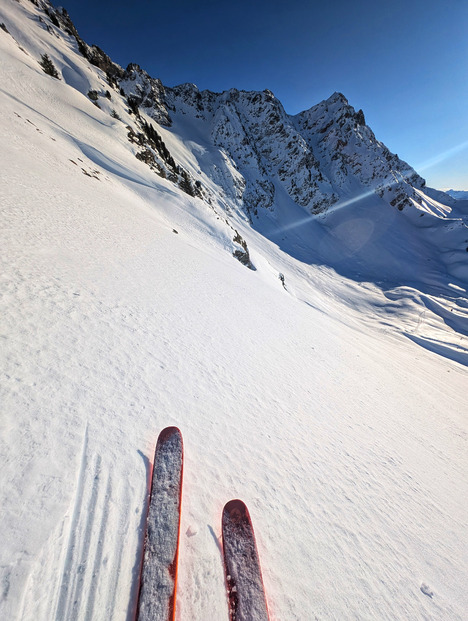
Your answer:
[1,1,467,620]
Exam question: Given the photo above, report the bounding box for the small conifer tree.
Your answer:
[178,169,195,196]
[39,53,59,79]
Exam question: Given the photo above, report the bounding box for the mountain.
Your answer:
[1,1,467,620]
[446,189,468,200]
[116,60,433,217]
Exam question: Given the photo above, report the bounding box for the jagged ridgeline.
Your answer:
[28,0,429,218]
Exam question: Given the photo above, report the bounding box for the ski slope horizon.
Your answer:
[1,1,467,619]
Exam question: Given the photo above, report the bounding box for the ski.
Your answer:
[222,499,270,621]
[136,426,184,621]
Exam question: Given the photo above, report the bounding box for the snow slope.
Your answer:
[1,1,467,620]
[446,189,468,201]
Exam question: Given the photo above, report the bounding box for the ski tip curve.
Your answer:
[157,426,183,444]
[223,499,250,521]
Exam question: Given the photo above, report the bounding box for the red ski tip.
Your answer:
[222,499,270,621]
[157,426,182,444]
[223,498,250,521]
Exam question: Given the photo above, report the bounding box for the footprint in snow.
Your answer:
[420,583,434,598]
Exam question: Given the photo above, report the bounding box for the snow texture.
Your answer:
[137,427,183,621]
[222,500,269,621]
[0,1,467,620]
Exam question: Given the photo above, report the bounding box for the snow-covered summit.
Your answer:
[294,91,426,212]
[122,66,428,216]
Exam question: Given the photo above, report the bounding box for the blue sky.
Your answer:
[62,0,467,189]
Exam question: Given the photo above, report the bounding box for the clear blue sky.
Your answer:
[61,0,467,189]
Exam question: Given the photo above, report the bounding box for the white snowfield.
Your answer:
[1,1,467,620]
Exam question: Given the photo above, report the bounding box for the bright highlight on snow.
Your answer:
[0,1,467,620]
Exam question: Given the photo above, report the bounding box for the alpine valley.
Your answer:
[1,1,467,620]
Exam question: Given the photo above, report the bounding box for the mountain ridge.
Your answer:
[10,0,454,219]
[121,62,430,216]
[2,0,466,289]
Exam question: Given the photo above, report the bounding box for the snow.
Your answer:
[1,1,467,620]
[446,189,468,201]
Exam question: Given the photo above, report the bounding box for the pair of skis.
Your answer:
[135,427,270,621]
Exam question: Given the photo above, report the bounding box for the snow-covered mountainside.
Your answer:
[446,189,468,201]
[1,1,467,620]
[121,65,427,217]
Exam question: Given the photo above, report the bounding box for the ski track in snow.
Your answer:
[16,425,139,621]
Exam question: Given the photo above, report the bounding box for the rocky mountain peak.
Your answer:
[27,0,430,217]
[120,63,170,126]
[327,91,349,105]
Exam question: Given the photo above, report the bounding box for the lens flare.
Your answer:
[415,141,468,173]
[276,187,379,234]
[275,140,468,235]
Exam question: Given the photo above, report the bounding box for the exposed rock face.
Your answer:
[208,88,338,215]
[120,64,171,127]
[38,0,428,218]
[44,4,124,79]
[294,92,426,212]
[162,86,426,215]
